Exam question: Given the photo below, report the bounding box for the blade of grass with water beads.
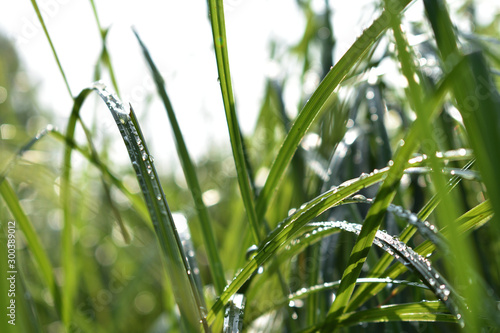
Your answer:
[133,29,226,295]
[92,83,209,331]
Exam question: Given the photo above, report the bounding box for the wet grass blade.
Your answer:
[206,0,261,243]
[223,294,246,333]
[305,301,456,332]
[91,83,208,332]
[255,0,413,222]
[133,29,226,295]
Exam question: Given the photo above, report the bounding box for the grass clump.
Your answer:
[1,0,500,332]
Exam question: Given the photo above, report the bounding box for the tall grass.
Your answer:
[1,0,500,332]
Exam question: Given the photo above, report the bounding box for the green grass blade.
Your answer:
[92,83,208,332]
[89,0,120,95]
[206,0,261,243]
[254,0,413,222]
[29,0,72,97]
[0,179,61,316]
[133,29,226,295]
[312,301,456,332]
[60,88,93,328]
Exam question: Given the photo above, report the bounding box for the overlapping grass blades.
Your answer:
[133,29,226,295]
[254,0,413,222]
[91,83,208,332]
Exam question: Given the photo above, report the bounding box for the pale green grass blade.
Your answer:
[308,301,456,332]
[30,0,72,97]
[89,0,120,95]
[133,29,226,295]
[255,0,413,222]
[206,0,261,243]
[92,83,208,332]
[60,88,93,328]
[0,179,61,315]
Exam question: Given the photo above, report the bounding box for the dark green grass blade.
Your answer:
[206,0,261,243]
[91,83,208,332]
[133,29,226,295]
[30,0,72,97]
[254,0,413,222]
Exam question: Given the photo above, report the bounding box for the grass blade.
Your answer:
[0,179,61,316]
[92,83,208,332]
[133,29,226,295]
[29,0,72,97]
[206,0,261,243]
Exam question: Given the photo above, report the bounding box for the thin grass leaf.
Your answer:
[29,0,72,97]
[206,0,261,243]
[91,82,208,332]
[89,0,120,95]
[133,29,226,295]
[255,0,413,222]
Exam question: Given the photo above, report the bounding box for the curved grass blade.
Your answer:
[223,294,246,333]
[303,301,456,332]
[30,0,72,97]
[91,82,208,332]
[133,29,226,295]
[255,0,413,222]
[60,88,93,328]
[206,0,261,243]
[349,200,494,316]
[347,159,476,312]
[319,221,464,328]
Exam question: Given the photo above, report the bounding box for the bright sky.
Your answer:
[1,0,497,173]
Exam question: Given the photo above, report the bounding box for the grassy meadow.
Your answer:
[1,0,500,332]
